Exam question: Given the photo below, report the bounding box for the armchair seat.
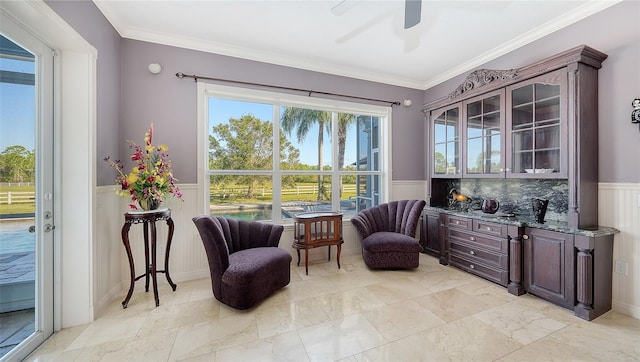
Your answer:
[351,200,426,269]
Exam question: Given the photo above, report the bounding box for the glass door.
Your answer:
[0,15,54,361]
[463,90,504,177]
[431,104,461,178]
[506,70,567,178]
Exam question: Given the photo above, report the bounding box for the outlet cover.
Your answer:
[615,260,628,275]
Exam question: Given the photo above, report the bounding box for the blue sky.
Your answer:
[209,97,359,167]
[0,57,35,151]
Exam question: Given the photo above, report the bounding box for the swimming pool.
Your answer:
[0,219,35,254]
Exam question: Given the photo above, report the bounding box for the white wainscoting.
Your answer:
[598,182,640,319]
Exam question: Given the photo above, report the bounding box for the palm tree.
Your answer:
[281,108,330,201]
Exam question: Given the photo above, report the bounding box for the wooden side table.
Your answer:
[121,208,176,308]
[292,211,343,275]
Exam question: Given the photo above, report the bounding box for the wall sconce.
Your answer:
[148,63,162,74]
[632,98,640,125]
[403,99,412,107]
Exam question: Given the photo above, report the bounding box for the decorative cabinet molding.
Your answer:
[448,68,518,99]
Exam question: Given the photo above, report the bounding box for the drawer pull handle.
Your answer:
[469,236,476,241]
[486,227,493,231]
[469,250,475,255]
[470,264,475,269]
[454,221,460,225]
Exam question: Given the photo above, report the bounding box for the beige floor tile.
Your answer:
[365,278,431,304]
[354,331,453,361]
[455,279,520,307]
[408,268,474,293]
[26,324,88,356]
[414,288,492,322]
[74,329,177,361]
[66,314,148,350]
[361,299,445,342]
[168,313,258,361]
[24,348,84,362]
[298,314,387,362]
[137,298,221,337]
[309,287,387,320]
[474,301,568,345]
[215,330,309,362]
[424,316,523,361]
[496,336,603,361]
[281,277,337,303]
[255,299,331,339]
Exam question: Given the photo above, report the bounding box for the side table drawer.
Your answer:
[449,240,508,269]
[449,254,509,286]
[472,219,508,237]
[445,215,471,230]
[448,228,508,253]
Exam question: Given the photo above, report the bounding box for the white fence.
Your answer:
[211,184,357,197]
[0,191,35,205]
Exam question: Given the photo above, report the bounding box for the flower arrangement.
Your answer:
[104,124,183,210]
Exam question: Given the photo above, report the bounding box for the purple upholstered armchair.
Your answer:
[192,216,292,309]
[351,200,426,269]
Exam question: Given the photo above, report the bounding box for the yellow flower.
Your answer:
[126,172,138,185]
[159,144,169,152]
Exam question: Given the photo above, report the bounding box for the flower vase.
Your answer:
[139,198,160,211]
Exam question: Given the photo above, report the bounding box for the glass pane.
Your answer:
[488,134,502,173]
[355,174,380,212]
[467,116,482,138]
[446,107,459,123]
[339,175,358,216]
[467,100,481,117]
[209,175,273,220]
[535,83,560,101]
[513,151,533,173]
[534,149,560,172]
[281,175,332,219]
[446,142,458,174]
[350,115,380,172]
[535,98,560,123]
[535,125,560,149]
[512,105,533,129]
[512,85,533,106]
[483,95,501,113]
[280,106,332,170]
[446,122,458,142]
[209,99,274,171]
[434,143,446,174]
[466,138,483,174]
[484,112,501,133]
[434,119,446,143]
[512,129,533,152]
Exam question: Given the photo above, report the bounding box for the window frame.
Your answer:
[197,82,392,223]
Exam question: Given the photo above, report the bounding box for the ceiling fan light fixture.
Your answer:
[404,0,422,29]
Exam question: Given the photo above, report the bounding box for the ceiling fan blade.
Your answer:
[404,0,422,29]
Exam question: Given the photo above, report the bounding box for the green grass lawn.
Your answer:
[0,185,35,215]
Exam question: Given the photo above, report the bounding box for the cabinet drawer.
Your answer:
[472,219,508,237]
[445,215,471,230]
[448,228,508,253]
[449,241,508,269]
[449,254,509,286]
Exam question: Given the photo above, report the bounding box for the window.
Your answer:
[198,83,391,222]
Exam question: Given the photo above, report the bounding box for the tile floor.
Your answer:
[26,253,640,361]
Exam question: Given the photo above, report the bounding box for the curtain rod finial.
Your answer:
[175,72,184,78]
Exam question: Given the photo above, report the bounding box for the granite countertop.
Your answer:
[424,206,619,237]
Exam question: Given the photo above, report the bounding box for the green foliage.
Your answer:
[0,145,35,182]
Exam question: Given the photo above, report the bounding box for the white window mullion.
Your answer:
[272,104,282,223]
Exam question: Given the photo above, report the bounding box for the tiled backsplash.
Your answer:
[431,178,569,222]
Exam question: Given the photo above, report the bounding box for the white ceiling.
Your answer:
[93,0,619,90]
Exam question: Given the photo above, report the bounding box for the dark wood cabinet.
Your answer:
[442,214,509,287]
[523,228,575,309]
[419,210,441,257]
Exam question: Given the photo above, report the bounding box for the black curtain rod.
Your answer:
[175,72,401,107]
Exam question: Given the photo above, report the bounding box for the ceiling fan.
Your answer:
[331,0,422,29]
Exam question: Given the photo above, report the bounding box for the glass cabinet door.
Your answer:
[463,90,504,177]
[432,104,461,177]
[507,70,566,178]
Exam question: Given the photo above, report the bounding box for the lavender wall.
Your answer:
[45,0,121,186]
[423,1,640,183]
[119,40,425,184]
